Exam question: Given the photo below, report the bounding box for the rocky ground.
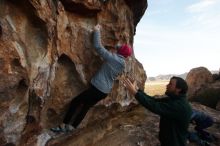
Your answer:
[45,102,220,146]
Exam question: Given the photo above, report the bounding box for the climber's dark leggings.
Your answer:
[63,85,107,128]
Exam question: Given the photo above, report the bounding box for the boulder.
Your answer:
[46,102,220,146]
[0,0,147,145]
[186,67,220,110]
[186,67,213,99]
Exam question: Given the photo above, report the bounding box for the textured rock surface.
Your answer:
[186,67,214,99]
[47,103,220,146]
[216,100,220,110]
[47,103,161,146]
[186,67,220,110]
[0,0,147,145]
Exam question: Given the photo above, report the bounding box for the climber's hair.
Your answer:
[171,76,188,95]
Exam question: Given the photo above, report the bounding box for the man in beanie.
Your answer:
[51,24,132,133]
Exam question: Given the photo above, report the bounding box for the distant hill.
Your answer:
[148,72,188,81]
[148,70,218,81]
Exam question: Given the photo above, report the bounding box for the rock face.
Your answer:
[47,103,220,146]
[186,67,214,99]
[0,0,147,145]
[186,67,220,110]
[47,104,161,146]
[216,100,220,110]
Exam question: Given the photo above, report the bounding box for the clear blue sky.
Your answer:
[134,0,220,77]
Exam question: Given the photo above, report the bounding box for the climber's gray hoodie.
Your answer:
[91,30,125,93]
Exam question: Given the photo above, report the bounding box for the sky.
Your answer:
[134,0,220,77]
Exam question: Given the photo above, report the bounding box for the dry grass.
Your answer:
[144,80,169,96]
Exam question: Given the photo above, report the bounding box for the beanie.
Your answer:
[117,44,132,58]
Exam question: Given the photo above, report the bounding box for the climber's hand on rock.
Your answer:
[94,24,101,31]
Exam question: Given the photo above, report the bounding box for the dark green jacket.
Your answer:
[135,90,192,146]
